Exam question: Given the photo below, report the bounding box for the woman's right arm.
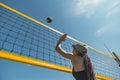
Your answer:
[55,34,74,59]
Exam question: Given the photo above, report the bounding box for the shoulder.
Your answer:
[64,52,75,60]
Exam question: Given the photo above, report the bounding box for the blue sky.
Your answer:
[0,0,120,80]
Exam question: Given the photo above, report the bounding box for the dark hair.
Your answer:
[77,51,87,57]
[83,54,96,80]
[73,45,96,80]
[77,51,96,80]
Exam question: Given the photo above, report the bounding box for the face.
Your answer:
[73,48,79,55]
[73,47,85,57]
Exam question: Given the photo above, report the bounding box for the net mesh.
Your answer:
[0,6,73,68]
[0,5,120,80]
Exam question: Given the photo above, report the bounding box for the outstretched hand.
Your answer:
[59,34,67,41]
[56,34,67,51]
[56,34,67,48]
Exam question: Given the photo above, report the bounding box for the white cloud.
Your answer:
[94,26,107,37]
[73,0,102,17]
[94,24,113,37]
[71,0,120,17]
[106,8,119,17]
[94,22,120,37]
[106,1,120,17]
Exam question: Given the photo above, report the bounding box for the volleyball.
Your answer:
[46,17,53,23]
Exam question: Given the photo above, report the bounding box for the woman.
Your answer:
[56,34,96,80]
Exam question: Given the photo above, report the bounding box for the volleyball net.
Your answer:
[0,3,120,80]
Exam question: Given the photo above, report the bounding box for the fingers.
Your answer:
[62,34,67,39]
[60,34,67,41]
[63,34,67,37]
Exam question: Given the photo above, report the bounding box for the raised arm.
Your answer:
[55,34,73,60]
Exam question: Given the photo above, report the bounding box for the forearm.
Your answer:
[55,41,73,59]
[56,34,67,48]
[56,44,63,54]
[56,39,62,52]
[55,34,69,57]
[55,39,67,56]
[55,42,68,58]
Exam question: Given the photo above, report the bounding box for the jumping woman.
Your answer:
[56,34,96,80]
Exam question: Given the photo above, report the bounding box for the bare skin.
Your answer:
[56,34,85,72]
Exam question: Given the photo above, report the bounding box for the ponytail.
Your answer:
[83,54,96,80]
